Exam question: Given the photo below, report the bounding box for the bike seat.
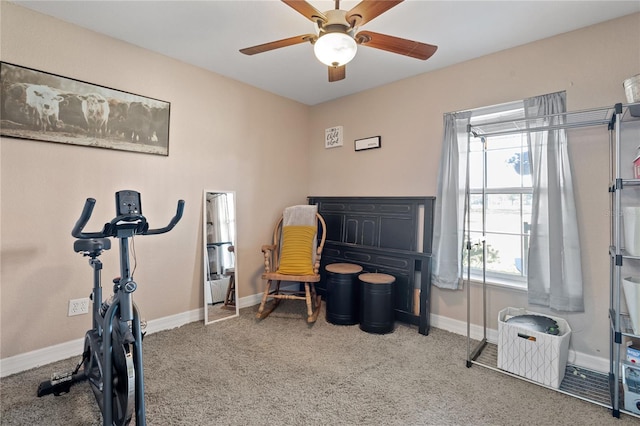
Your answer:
[74,238,111,254]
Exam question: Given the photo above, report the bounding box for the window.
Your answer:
[465,102,531,286]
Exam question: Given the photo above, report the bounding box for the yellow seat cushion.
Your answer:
[276,225,316,275]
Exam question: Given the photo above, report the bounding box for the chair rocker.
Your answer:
[257,207,326,323]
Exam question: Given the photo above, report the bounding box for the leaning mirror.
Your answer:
[203,190,239,324]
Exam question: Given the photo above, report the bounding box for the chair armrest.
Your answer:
[262,244,277,273]
[313,247,322,274]
[261,244,276,253]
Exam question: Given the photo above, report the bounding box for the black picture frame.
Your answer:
[0,62,170,156]
[354,136,381,151]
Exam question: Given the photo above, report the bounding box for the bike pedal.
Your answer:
[53,385,72,396]
[50,371,73,385]
[37,378,70,397]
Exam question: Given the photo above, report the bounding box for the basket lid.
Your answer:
[505,314,560,335]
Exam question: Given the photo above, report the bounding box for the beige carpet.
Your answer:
[207,302,237,323]
[0,302,635,425]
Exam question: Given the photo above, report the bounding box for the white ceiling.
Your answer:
[12,0,640,105]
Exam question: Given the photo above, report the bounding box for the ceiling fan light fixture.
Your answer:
[313,32,357,67]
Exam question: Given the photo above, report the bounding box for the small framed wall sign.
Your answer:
[354,136,381,151]
[325,126,343,149]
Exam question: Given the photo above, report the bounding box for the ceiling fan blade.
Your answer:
[356,31,438,60]
[240,34,316,55]
[282,0,327,24]
[346,0,403,27]
[328,65,346,82]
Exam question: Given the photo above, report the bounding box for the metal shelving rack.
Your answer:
[463,101,640,418]
[608,102,640,418]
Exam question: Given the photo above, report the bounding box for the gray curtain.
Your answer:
[206,193,234,272]
[206,193,231,244]
[432,112,472,289]
[525,91,584,311]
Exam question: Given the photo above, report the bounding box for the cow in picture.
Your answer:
[107,98,130,137]
[25,84,63,132]
[1,82,33,127]
[150,106,169,146]
[125,102,152,143]
[58,93,88,133]
[81,93,110,138]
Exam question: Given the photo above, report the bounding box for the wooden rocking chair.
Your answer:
[257,206,326,323]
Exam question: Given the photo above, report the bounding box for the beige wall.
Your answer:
[2,1,639,364]
[0,2,311,358]
[309,13,640,359]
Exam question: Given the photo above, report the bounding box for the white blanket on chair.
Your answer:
[283,205,317,226]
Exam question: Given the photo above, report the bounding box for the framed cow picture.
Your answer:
[0,62,170,156]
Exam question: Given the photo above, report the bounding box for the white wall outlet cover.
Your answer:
[68,297,90,316]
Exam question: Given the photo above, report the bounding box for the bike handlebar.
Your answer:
[71,198,185,239]
[145,200,185,235]
[71,198,99,238]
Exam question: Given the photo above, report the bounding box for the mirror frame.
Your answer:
[203,189,239,324]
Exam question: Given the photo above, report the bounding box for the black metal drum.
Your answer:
[325,263,363,325]
[359,273,395,334]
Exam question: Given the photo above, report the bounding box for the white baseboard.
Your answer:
[430,312,609,373]
[236,292,264,309]
[0,287,292,378]
[0,308,203,378]
[1,296,609,378]
[430,311,499,343]
[143,308,202,335]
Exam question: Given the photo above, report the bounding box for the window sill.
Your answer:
[465,273,527,292]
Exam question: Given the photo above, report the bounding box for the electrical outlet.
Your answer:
[68,297,90,316]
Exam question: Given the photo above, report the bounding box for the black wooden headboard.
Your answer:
[308,196,435,335]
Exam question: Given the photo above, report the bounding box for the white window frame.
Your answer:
[466,101,532,289]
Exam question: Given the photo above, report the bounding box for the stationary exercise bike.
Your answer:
[37,190,184,426]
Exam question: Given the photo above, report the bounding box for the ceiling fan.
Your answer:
[239,0,438,82]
